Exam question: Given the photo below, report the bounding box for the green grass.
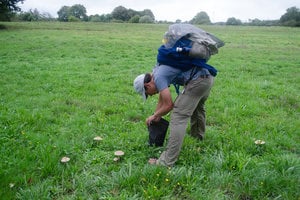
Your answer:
[0,22,299,199]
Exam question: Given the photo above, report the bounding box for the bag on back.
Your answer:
[157,24,224,76]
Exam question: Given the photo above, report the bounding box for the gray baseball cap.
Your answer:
[133,74,147,100]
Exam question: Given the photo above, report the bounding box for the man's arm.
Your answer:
[146,87,173,126]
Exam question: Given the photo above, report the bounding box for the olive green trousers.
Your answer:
[157,75,214,167]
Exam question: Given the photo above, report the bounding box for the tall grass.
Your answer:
[0,22,299,199]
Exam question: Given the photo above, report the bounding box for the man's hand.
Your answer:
[146,114,161,126]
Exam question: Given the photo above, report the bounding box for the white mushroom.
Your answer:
[254,140,266,145]
[114,150,125,156]
[113,157,120,162]
[60,156,70,163]
[93,136,103,141]
[113,151,124,162]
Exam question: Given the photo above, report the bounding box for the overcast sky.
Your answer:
[19,0,300,22]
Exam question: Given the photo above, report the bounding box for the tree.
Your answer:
[246,18,279,26]
[18,9,39,21]
[127,8,139,19]
[140,9,155,21]
[110,6,155,22]
[248,18,262,26]
[226,17,242,25]
[69,4,87,21]
[190,11,211,24]
[129,15,140,23]
[111,6,130,21]
[57,6,70,22]
[89,14,112,22]
[0,0,24,21]
[68,15,80,22]
[89,14,101,22]
[57,4,87,22]
[16,8,53,21]
[280,6,300,26]
[139,15,154,23]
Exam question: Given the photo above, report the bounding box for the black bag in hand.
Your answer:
[148,118,169,147]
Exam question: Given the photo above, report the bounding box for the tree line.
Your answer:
[1,0,299,27]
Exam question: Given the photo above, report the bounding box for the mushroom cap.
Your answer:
[255,140,266,145]
[114,150,124,156]
[93,136,103,141]
[61,156,70,163]
[113,157,120,162]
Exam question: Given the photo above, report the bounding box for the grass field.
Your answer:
[0,22,299,199]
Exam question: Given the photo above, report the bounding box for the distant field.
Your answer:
[0,22,299,199]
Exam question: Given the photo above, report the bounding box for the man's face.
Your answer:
[144,81,158,97]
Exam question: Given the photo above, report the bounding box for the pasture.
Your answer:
[0,22,299,199]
